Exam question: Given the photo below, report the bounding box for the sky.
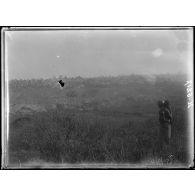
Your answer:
[5,28,193,80]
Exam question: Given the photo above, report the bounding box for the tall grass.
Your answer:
[9,105,188,165]
[8,74,189,166]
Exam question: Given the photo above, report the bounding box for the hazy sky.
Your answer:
[5,28,193,79]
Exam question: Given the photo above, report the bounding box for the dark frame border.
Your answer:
[1,26,194,170]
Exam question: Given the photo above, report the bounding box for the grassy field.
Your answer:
[8,74,190,166]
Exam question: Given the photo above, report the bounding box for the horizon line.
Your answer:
[8,73,188,81]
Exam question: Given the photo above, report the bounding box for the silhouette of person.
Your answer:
[158,100,172,150]
[164,100,172,144]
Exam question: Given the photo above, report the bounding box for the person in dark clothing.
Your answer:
[164,100,172,124]
[158,100,172,149]
[163,100,172,144]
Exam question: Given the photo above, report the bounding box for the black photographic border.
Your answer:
[1,26,194,170]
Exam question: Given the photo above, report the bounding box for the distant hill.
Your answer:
[9,74,187,114]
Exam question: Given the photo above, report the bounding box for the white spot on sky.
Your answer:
[152,48,163,57]
[56,55,60,58]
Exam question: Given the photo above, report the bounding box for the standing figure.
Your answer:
[158,100,172,150]
[164,100,172,144]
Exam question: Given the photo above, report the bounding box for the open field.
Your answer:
[8,74,190,166]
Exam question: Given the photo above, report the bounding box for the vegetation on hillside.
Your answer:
[8,74,190,166]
